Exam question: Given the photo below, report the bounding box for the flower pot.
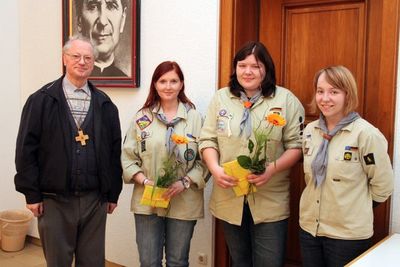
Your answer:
[140,185,170,208]
[222,160,257,197]
[0,209,33,252]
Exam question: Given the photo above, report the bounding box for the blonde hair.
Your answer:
[309,65,358,115]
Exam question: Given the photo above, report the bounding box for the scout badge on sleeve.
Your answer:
[184,149,195,161]
[303,135,312,155]
[217,109,233,136]
[136,115,152,130]
[299,116,304,136]
[139,130,151,152]
[364,153,375,165]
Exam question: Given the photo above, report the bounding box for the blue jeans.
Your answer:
[134,214,196,267]
[299,228,371,267]
[222,203,288,267]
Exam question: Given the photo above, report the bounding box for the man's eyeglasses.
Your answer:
[65,53,94,64]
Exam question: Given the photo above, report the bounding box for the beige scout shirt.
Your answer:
[121,102,208,220]
[300,118,394,239]
[199,87,305,225]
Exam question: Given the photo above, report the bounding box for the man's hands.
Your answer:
[107,202,118,214]
[26,202,43,217]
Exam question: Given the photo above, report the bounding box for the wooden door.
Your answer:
[217,0,399,266]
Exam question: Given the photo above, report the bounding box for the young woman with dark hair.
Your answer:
[200,42,305,267]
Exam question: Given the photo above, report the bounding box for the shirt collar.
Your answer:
[151,102,188,120]
[62,76,90,96]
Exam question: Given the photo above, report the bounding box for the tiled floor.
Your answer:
[0,242,45,267]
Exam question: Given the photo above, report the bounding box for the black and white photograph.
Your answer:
[63,0,140,87]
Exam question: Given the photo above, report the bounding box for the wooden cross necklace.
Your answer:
[64,86,90,146]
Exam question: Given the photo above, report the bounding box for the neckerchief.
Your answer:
[311,111,360,186]
[156,103,191,158]
[239,90,262,138]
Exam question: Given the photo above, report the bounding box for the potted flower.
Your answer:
[140,133,189,208]
[223,113,286,197]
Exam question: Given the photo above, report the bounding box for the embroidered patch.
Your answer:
[186,133,196,140]
[344,152,352,161]
[219,109,227,116]
[270,107,282,111]
[345,146,358,151]
[364,153,375,165]
[136,115,152,130]
[268,107,282,115]
[141,131,151,140]
[141,140,146,152]
[184,148,195,161]
[217,119,225,131]
[298,116,304,136]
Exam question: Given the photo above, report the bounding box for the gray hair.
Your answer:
[63,35,99,59]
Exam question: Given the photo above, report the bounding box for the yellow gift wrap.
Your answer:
[140,185,170,208]
[222,160,257,197]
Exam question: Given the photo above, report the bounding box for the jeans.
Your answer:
[135,214,196,267]
[299,228,371,267]
[222,203,288,267]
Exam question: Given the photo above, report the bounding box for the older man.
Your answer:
[15,36,122,267]
[76,0,128,77]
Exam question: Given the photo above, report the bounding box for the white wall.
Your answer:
[104,1,219,266]
[0,1,25,212]
[17,0,218,266]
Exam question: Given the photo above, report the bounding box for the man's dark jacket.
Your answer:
[15,76,123,204]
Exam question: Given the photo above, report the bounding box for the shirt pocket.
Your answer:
[216,113,233,138]
[332,149,362,182]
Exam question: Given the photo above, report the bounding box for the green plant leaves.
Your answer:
[248,139,255,153]
[237,155,252,169]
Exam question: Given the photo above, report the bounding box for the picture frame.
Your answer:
[62,0,140,88]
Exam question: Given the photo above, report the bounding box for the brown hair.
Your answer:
[229,41,276,97]
[141,61,195,111]
[309,65,358,115]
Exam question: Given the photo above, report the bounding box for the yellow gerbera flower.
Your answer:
[266,113,286,126]
[171,134,189,144]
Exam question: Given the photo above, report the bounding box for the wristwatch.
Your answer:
[180,176,191,189]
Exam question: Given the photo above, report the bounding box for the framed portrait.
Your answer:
[62,0,140,88]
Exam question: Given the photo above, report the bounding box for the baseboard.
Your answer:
[26,235,125,267]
